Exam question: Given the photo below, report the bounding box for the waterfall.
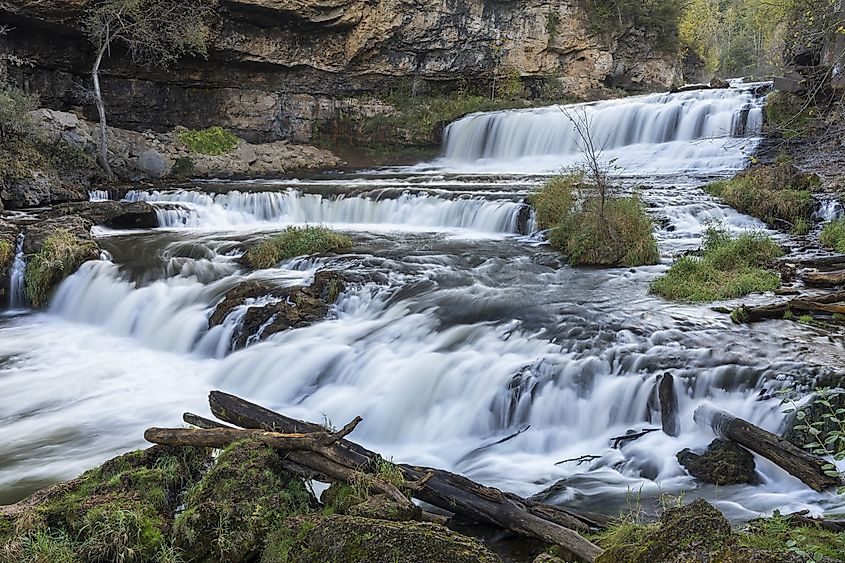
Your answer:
[89,190,110,201]
[8,233,27,309]
[125,189,527,233]
[436,85,767,174]
[814,198,843,222]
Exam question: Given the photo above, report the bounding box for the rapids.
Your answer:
[2,84,844,521]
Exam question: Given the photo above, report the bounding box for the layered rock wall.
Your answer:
[1,0,683,145]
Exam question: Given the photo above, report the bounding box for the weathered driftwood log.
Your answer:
[781,255,845,268]
[693,405,842,492]
[803,268,845,287]
[145,425,413,508]
[658,373,679,437]
[206,391,604,562]
[732,290,845,323]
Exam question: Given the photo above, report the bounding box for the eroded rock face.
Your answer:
[208,271,345,349]
[677,438,759,486]
[2,0,683,145]
[46,200,159,229]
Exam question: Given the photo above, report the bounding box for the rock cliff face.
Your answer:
[1,0,683,146]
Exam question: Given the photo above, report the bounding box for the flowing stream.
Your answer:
[2,84,844,520]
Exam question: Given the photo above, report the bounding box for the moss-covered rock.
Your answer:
[346,495,422,522]
[208,271,346,349]
[0,445,211,562]
[23,216,100,307]
[677,439,759,485]
[173,439,316,562]
[284,514,501,563]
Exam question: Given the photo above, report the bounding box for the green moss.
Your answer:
[244,226,352,270]
[820,218,845,253]
[0,239,12,278]
[706,164,816,231]
[173,440,314,562]
[177,126,240,156]
[650,225,783,302]
[25,230,98,307]
[1,446,209,563]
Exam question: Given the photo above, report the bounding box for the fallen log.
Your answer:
[658,373,679,437]
[781,255,845,268]
[732,290,845,323]
[145,425,413,508]
[693,405,842,492]
[206,391,604,562]
[803,268,845,287]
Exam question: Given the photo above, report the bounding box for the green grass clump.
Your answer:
[25,230,98,307]
[739,513,845,561]
[650,225,783,302]
[244,226,352,269]
[178,126,240,156]
[820,218,845,252]
[705,164,815,231]
[531,174,659,267]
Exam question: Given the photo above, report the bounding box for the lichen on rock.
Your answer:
[676,438,759,485]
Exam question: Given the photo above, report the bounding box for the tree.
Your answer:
[82,0,218,176]
[560,106,614,217]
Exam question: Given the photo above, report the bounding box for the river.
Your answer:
[2,83,843,521]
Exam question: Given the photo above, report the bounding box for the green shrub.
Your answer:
[244,226,352,270]
[171,155,195,177]
[531,174,659,267]
[25,230,99,307]
[705,164,816,231]
[820,218,845,253]
[529,172,580,229]
[650,225,783,302]
[178,126,240,156]
[0,84,38,141]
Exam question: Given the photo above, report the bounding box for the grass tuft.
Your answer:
[244,226,352,270]
[650,224,783,302]
[25,230,98,307]
[177,126,240,156]
[820,218,845,253]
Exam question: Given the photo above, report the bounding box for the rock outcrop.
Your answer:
[2,0,684,147]
[676,439,759,486]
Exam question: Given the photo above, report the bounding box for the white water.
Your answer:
[125,189,528,234]
[3,83,844,521]
[8,233,27,309]
[432,85,766,174]
[814,198,844,222]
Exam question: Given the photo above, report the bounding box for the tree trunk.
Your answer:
[92,44,113,178]
[693,405,842,492]
[206,391,605,562]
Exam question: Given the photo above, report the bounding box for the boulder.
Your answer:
[345,495,422,522]
[22,216,100,307]
[47,200,159,229]
[0,171,51,208]
[285,514,501,563]
[709,77,730,89]
[677,439,759,485]
[134,149,172,179]
[208,271,345,349]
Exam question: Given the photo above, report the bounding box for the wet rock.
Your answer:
[533,554,565,563]
[173,439,315,562]
[47,200,159,229]
[208,271,345,349]
[709,77,730,89]
[285,514,501,563]
[677,438,759,485]
[22,216,100,306]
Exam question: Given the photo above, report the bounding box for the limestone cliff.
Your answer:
[1,0,683,147]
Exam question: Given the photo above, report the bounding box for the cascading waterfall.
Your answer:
[125,189,527,233]
[8,233,27,309]
[435,85,767,173]
[89,190,110,201]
